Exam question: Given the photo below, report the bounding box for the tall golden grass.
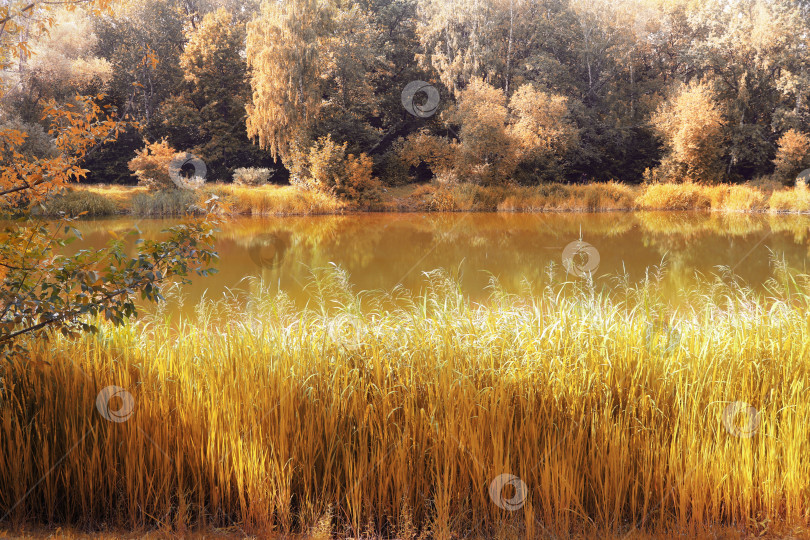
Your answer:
[55,180,810,218]
[209,184,347,216]
[1,264,809,538]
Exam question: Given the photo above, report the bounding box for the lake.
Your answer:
[71,211,810,312]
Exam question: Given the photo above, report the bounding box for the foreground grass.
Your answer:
[38,180,810,218]
[1,265,809,538]
[3,526,809,539]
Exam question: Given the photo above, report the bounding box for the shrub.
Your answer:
[36,189,119,217]
[409,183,457,212]
[303,135,381,204]
[0,118,58,159]
[233,167,273,186]
[339,153,381,204]
[377,149,410,186]
[398,131,456,180]
[128,140,178,191]
[717,185,767,212]
[306,135,348,193]
[773,129,810,185]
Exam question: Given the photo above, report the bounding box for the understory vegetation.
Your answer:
[1,265,808,537]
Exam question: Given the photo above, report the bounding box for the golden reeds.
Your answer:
[1,264,809,537]
[60,180,810,218]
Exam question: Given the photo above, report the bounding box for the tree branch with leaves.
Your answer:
[0,0,218,360]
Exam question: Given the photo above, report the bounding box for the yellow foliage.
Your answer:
[341,153,380,204]
[398,131,456,179]
[306,135,347,192]
[245,0,329,161]
[651,82,725,183]
[773,129,810,184]
[635,182,712,210]
[451,79,517,185]
[509,84,578,158]
[768,181,810,213]
[302,136,380,205]
[714,185,768,212]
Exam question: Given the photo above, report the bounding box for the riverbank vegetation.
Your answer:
[1,265,809,538]
[32,180,810,217]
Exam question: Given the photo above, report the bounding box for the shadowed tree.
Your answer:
[156,8,268,181]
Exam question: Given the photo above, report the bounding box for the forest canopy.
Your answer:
[2,0,809,189]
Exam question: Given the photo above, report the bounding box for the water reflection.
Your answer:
[245,231,293,270]
[70,212,810,311]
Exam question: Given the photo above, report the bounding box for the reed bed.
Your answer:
[32,189,121,217]
[52,180,810,218]
[209,184,347,216]
[1,264,809,538]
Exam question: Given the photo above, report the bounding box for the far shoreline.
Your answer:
[25,179,810,219]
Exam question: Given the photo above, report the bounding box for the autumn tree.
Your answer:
[318,4,387,152]
[247,0,398,181]
[449,79,517,185]
[0,5,112,174]
[774,130,810,185]
[155,8,268,181]
[7,0,809,189]
[651,82,725,183]
[682,0,810,179]
[415,0,499,94]
[398,130,456,181]
[1,8,112,125]
[246,0,333,163]
[509,84,578,182]
[128,139,178,190]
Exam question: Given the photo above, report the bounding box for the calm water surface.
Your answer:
[72,212,810,311]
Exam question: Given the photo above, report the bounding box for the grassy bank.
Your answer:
[32,180,810,218]
[1,266,809,538]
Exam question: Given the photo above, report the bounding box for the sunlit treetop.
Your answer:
[0,1,114,81]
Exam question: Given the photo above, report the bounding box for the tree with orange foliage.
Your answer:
[509,84,578,182]
[773,129,810,185]
[397,130,457,182]
[128,139,179,190]
[303,135,381,204]
[651,82,725,183]
[449,79,518,185]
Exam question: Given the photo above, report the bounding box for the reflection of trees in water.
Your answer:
[246,231,293,270]
[637,213,810,294]
[68,213,810,297]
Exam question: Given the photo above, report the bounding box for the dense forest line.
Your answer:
[2,0,810,198]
